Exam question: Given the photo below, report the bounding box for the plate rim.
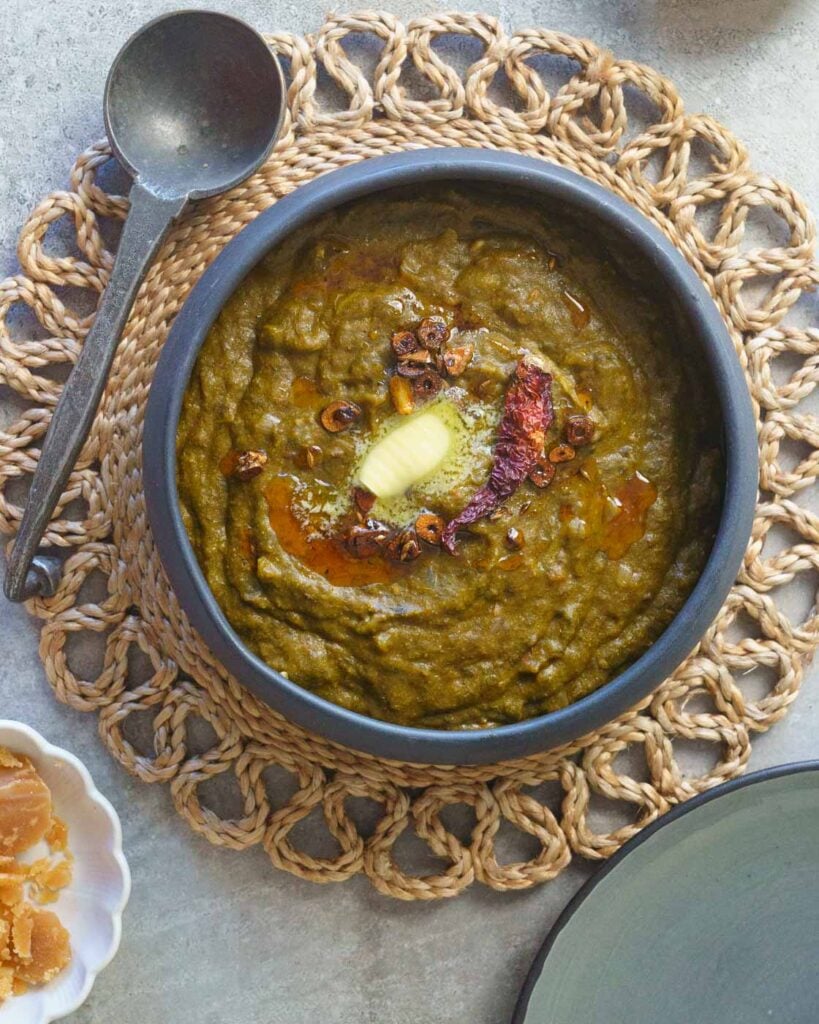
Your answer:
[512,759,819,1023]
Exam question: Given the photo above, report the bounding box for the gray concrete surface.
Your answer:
[1,1,818,1022]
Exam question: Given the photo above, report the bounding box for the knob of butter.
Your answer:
[358,407,454,498]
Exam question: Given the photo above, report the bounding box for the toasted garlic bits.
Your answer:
[0,748,72,1006]
[320,400,362,433]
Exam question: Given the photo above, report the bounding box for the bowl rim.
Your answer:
[0,719,131,1023]
[511,760,819,1023]
[143,148,759,765]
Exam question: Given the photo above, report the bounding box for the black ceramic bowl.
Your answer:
[143,149,757,765]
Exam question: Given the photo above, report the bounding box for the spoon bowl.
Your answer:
[105,10,285,198]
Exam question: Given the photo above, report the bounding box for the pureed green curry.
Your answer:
[177,187,722,729]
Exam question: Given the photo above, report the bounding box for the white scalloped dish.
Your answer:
[0,721,130,1023]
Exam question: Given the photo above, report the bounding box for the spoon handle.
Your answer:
[4,181,187,602]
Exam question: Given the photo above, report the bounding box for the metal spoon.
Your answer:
[5,10,285,602]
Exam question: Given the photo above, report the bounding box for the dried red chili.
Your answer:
[442,357,554,553]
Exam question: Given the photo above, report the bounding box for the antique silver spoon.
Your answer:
[5,10,285,601]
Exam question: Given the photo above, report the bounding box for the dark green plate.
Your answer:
[514,763,819,1024]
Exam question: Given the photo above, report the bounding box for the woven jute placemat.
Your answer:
[1,11,818,899]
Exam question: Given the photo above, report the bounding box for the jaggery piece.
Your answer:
[0,750,73,1005]
[46,860,72,890]
[13,909,71,986]
[0,750,52,855]
[0,915,10,959]
[0,749,72,1003]
[11,904,34,960]
[0,865,25,909]
[0,965,13,1002]
[27,855,73,905]
[46,817,69,854]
